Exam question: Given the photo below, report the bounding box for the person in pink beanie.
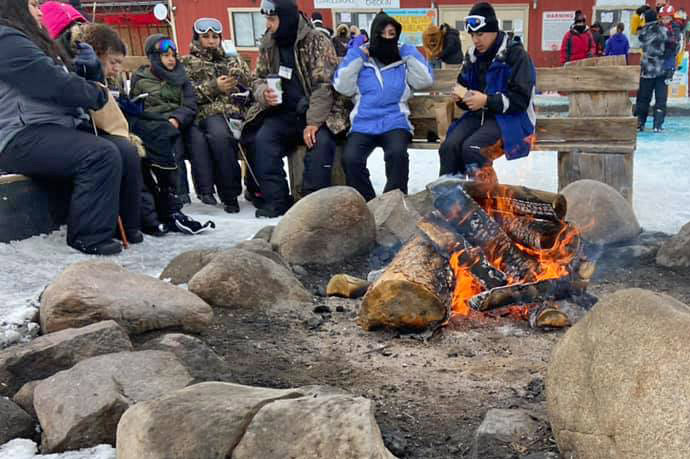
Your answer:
[40,1,85,55]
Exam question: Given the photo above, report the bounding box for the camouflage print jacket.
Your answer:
[244,13,350,135]
[181,42,252,121]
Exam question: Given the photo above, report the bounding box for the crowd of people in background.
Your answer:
[0,0,683,255]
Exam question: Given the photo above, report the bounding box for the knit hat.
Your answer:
[573,10,586,24]
[467,2,499,33]
[644,8,658,23]
[144,33,167,55]
[40,1,86,40]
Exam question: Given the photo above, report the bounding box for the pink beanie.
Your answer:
[40,1,86,40]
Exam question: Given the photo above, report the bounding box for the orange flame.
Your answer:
[449,250,483,316]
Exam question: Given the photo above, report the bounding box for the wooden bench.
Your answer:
[290,55,639,202]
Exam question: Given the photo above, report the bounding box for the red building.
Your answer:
[171,0,689,67]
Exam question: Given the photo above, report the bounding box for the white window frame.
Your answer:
[228,8,266,51]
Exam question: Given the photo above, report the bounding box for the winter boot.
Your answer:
[116,230,144,244]
[70,239,123,255]
[142,223,169,237]
[244,190,265,209]
[198,193,218,206]
[653,108,666,132]
[223,197,240,214]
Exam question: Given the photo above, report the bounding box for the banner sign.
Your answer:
[314,0,399,9]
[384,9,437,46]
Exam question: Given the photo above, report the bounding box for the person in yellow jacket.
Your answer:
[632,5,650,35]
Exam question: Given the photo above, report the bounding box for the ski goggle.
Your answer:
[260,0,277,16]
[156,38,177,53]
[194,18,223,35]
[464,15,487,32]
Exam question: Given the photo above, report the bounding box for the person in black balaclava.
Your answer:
[368,12,402,65]
[240,0,346,218]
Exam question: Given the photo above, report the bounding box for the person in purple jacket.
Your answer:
[605,22,630,62]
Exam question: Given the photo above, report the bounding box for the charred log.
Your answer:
[500,217,565,250]
[468,278,573,312]
[360,235,452,331]
[433,186,541,282]
[417,212,508,290]
[461,182,567,222]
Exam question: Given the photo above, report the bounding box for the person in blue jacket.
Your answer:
[439,2,536,184]
[605,22,630,61]
[333,11,433,201]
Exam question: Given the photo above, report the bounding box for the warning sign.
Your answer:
[542,11,574,51]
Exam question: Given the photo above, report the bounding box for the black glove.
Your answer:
[74,42,103,82]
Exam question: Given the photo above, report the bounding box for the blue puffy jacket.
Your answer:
[333,43,433,135]
[450,33,536,160]
[604,32,630,58]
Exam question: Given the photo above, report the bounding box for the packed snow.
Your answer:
[1,119,690,456]
[0,439,114,459]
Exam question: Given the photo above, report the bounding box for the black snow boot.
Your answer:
[70,239,123,256]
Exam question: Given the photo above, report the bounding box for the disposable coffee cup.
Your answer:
[266,74,282,105]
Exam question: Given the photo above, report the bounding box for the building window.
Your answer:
[231,11,265,48]
[334,12,377,35]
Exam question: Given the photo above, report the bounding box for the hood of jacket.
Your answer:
[260,12,313,50]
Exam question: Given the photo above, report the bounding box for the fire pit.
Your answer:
[359,178,596,331]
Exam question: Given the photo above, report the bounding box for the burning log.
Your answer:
[416,212,507,290]
[433,186,541,282]
[359,235,451,331]
[500,217,565,250]
[468,278,573,312]
[461,182,567,222]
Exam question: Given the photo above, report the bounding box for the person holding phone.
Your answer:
[438,2,536,184]
[182,17,252,213]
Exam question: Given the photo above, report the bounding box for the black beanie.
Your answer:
[468,2,499,33]
[644,8,657,23]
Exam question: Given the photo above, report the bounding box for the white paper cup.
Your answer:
[266,76,282,104]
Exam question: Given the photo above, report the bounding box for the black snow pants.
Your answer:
[244,111,336,211]
[0,124,141,248]
[186,115,242,203]
[342,129,411,201]
[636,76,668,130]
[438,112,501,176]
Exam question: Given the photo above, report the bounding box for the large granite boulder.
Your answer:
[188,248,311,309]
[656,221,690,268]
[117,382,396,459]
[367,190,421,247]
[34,350,192,453]
[40,260,213,334]
[0,397,34,444]
[159,248,221,285]
[547,288,690,459]
[271,186,376,265]
[0,320,132,396]
[562,179,641,245]
[140,333,232,382]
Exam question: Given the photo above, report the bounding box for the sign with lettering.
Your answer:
[314,0,399,9]
[542,11,574,51]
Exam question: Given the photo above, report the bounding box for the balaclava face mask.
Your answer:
[368,12,402,66]
[144,34,187,86]
[573,11,587,33]
[273,0,299,47]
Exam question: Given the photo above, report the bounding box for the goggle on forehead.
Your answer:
[194,18,223,35]
[156,38,177,53]
[464,15,487,32]
[260,0,277,16]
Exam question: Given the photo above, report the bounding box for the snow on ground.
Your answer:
[0,439,115,459]
[2,120,690,345]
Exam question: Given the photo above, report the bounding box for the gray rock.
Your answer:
[188,249,312,309]
[657,221,690,267]
[34,350,192,453]
[405,189,434,216]
[608,244,658,261]
[0,397,35,444]
[0,320,132,396]
[12,380,41,419]
[367,190,421,247]
[232,239,288,268]
[562,179,641,245]
[292,264,308,277]
[116,382,396,459]
[547,288,690,459]
[252,225,275,242]
[271,186,376,265]
[471,408,540,459]
[40,260,213,335]
[139,333,231,382]
[159,248,221,285]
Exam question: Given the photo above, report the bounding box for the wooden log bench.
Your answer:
[289,55,639,203]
